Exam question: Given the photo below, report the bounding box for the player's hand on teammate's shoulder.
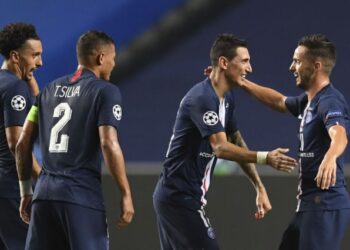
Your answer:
[117,194,135,229]
[19,195,32,224]
[266,148,297,172]
[203,66,212,76]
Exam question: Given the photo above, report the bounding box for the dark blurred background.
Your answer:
[1,0,350,249]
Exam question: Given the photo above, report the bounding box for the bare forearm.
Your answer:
[214,141,257,163]
[27,77,40,96]
[240,79,287,112]
[101,141,132,196]
[326,129,347,160]
[229,132,263,188]
[16,141,33,180]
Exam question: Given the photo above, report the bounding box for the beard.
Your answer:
[297,67,314,91]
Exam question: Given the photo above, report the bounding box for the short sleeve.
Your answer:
[319,97,349,130]
[2,81,32,127]
[285,93,308,117]
[188,95,225,138]
[96,83,122,130]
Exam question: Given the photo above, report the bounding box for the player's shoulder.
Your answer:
[185,78,216,104]
[319,84,348,106]
[0,71,31,98]
[91,79,121,95]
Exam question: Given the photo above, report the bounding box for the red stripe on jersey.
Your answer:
[70,68,83,83]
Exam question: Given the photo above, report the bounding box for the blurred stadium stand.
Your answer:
[2,0,350,165]
[2,0,350,249]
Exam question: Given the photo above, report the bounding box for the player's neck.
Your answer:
[306,75,330,101]
[1,61,22,80]
[209,69,229,99]
[78,65,101,79]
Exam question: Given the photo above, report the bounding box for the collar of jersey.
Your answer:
[70,68,97,84]
[205,77,227,104]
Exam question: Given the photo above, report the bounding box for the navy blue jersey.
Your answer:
[154,78,238,208]
[33,69,122,211]
[0,70,32,198]
[285,84,350,211]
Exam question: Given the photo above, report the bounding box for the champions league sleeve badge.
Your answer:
[203,111,219,126]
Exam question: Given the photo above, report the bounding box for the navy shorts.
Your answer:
[153,198,220,250]
[279,209,350,250]
[0,198,28,250]
[25,200,108,250]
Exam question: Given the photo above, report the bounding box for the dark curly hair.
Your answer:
[0,22,40,59]
[210,33,248,66]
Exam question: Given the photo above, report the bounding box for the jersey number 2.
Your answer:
[49,103,72,153]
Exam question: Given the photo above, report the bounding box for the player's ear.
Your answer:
[9,50,20,64]
[314,60,322,71]
[97,53,104,66]
[218,56,228,70]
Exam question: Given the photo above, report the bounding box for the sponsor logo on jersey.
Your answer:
[199,152,215,158]
[298,152,314,158]
[11,95,26,111]
[203,111,219,126]
[326,111,343,120]
[113,105,122,120]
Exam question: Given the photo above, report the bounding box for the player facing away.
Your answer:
[0,22,42,250]
[153,33,297,250]
[15,31,134,250]
[237,34,350,250]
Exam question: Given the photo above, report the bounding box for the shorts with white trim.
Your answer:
[153,198,220,250]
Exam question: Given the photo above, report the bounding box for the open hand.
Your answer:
[314,155,336,190]
[267,148,297,172]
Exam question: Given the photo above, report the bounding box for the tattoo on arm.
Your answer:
[229,131,263,188]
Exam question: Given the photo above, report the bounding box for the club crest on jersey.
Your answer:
[113,105,122,120]
[11,95,26,111]
[203,111,219,126]
[304,110,313,124]
[207,227,216,239]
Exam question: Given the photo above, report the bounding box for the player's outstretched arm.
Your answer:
[203,66,288,113]
[315,124,347,190]
[228,130,271,219]
[210,132,297,171]
[15,119,38,224]
[237,78,288,113]
[99,125,134,229]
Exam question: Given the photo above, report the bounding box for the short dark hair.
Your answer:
[210,33,248,66]
[76,31,115,63]
[298,34,336,75]
[0,22,40,59]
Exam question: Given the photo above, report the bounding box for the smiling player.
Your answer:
[153,33,297,250]
[237,34,350,250]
